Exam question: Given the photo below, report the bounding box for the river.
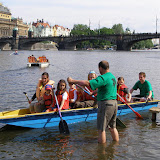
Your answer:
[0,49,160,159]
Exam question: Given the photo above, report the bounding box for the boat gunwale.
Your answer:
[0,100,159,120]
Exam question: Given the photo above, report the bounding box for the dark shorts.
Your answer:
[97,100,117,131]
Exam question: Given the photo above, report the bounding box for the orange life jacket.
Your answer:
[69,88,77,102]
[36,80,55,100]
[117,84,128,102]
[76,91,84,102]
[52,91,69,110]
[43,93,52,108]
[84,86,97,101]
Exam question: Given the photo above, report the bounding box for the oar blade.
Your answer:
[116,118,126,128]
[59,120,70,135]
[135,112,143,119]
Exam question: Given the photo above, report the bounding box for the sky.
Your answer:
[2,0,160,33]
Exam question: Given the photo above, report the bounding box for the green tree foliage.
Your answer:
[112,24,124,34]
[71,24,90,36]
[132,39,154,49]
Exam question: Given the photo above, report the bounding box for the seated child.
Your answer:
[74,71,98,108]
[69,83,77,109]
[47,79,69,112]
[117,77,131,104]
[43,84,53,111]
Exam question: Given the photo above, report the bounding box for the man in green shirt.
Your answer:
[130,72,154,102]
[67,60,119,143]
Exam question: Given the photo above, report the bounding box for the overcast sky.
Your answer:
[2,0,160,33]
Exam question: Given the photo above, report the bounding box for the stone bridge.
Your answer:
[0,33,160,51]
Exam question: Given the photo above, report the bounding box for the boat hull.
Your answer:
[0,101,159,129]
[27,62,49,68]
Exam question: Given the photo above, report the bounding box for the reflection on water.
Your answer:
[1,50,160,159]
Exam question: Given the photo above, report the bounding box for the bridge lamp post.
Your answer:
[156,16,158,34]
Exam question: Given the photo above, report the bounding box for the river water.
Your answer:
[0,49,160,159]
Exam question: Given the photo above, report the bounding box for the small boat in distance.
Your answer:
[27,55,50,68]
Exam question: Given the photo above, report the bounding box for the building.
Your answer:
[0,3,29,37]
[53,25,71,37]
[32,19,53,37]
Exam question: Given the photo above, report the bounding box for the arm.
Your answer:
[70,90,77,103]
[67,77,90,87]
[59,99,65,110]
[147,91,152,100]
[126,93,131,102]
[130,88,134,94]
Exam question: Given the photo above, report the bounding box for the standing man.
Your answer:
[130,72,154,102]
[29,72,55,113]
[67,60,119,143]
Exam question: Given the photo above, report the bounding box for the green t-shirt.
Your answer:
[89,72,117,101]
[133,80,154,98]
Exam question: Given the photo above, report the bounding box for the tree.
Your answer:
[132,40,153,49]
[71,24,90,36]
[112,24,124,34]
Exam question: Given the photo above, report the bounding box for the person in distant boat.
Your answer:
[117,77,131,104]
[74,71,98,108]
[68,83,77,109]
[130,72,154,102]
[47,79,69,112]
[67,60,119,143]
[13,50,18,55]
[29,72,55,113]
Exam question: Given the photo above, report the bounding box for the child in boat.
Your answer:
[47,79,69,112]
[117,77,131,104]
[74,71,98,108]
[68,83,77,109]
[42,84,53,111]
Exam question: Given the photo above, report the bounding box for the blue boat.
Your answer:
[0,100,159,129]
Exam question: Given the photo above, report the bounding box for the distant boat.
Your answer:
[87,48,93,51]
[10,51,18,55]
[27,55,50,68]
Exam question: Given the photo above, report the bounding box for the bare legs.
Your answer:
[98,128,119,143]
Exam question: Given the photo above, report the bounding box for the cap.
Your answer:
[89,71,96,74]
[45,84,52,90]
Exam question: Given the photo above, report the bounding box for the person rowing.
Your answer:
[29,72,55,113]
[130,72,154,102]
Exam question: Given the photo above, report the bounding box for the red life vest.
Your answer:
[84,86,97,101]
[76,91,84,102]
[52,91,69,110]
[43,93,52,108]
[117,84,128,102]
[69,88,77,102]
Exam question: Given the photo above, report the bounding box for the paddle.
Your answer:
[76,84,95,98]
[53,89,70,134]
[117,93,143,119]
[76,84,126,128]
[23,92,30,103]
[132,97,149,104]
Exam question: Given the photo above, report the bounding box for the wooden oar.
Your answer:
[23,92,30,103]
[76,84,126,128]
[53,89,70,134]
[117,93,143,119]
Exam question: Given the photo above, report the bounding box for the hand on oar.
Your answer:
[117,93,143,119]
